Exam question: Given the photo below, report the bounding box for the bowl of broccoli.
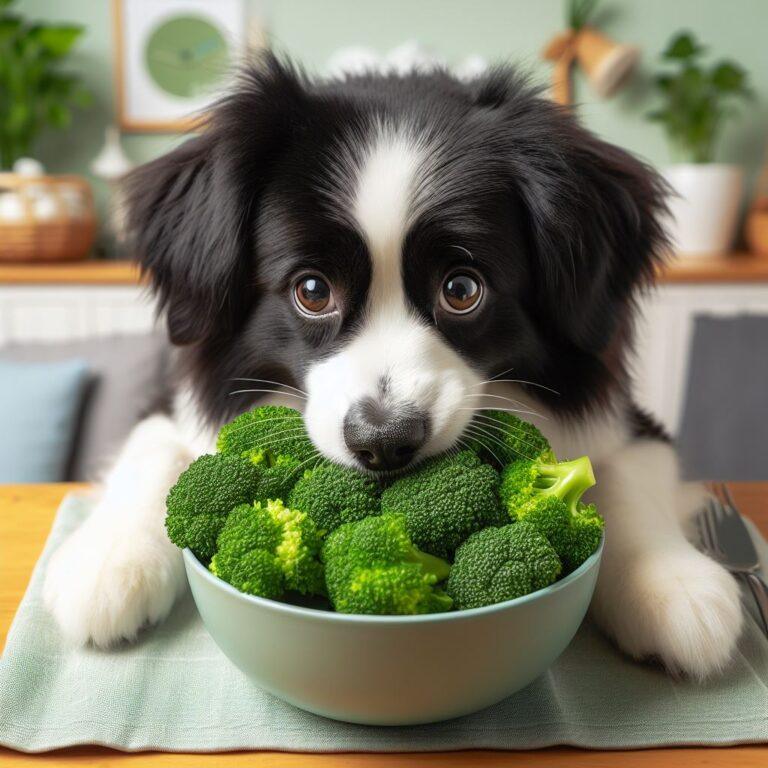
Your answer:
[172,406,604,725]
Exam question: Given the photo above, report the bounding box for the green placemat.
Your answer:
[1,493,767,753]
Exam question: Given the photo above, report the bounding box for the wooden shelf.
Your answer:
[0,260,142,285]
[657,252,768,284]
[1,254,768,286]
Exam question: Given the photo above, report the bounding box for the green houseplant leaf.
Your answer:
[662,32,705,60]
[567,0,600,31]
[647,31,752,164]
[31,23,83,57]
[711,61,748,93]
[0,0,91,169]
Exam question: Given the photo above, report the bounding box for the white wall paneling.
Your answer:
[0,285,157,345]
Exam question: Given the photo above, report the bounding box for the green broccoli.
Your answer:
[210,499,324,598]
[165,453,265,562]
[288,462,381,534]
[380,450,505,559]
[323,514,453,615]
[255,462,304,504]
[500,455,603,572]
[447,522,562,609]
[464,410,555,466]
[216,406,317,470]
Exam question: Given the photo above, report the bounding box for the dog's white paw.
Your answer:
[44,514,185,648]
[593,547,744,680]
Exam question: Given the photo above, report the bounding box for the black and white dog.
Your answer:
[44,56,742,678]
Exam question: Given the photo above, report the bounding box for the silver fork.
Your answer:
[699,483,768,636]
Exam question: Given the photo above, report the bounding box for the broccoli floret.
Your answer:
[380,450,504,559]
[323,514,452,615]
[216,406,316,470]
[559,502,604,570]
[288,462,381,534]
[210,499,324,598]
[165,454,264,563]
[464,410,555,466]
[500,455,603,572]
[447,522,562,609]
[256,462,304,504]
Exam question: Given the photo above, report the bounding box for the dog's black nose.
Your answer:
[343,398,428,472]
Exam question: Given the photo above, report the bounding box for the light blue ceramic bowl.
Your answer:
[184,539,603,726]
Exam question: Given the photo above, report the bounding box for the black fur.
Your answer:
[125,53,669,427]
[628,404,672,443]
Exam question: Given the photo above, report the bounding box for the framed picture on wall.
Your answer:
[113,0,246,132]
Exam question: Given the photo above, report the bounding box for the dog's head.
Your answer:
[126,55,667,474]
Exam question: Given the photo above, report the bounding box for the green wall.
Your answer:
[20,0,768,256]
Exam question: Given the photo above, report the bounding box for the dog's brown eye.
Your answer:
[294,275,336,315]
[440,273,483,314]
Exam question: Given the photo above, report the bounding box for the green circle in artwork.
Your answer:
[145,15,230,99]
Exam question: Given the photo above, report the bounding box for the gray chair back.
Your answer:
[678,314,768,481]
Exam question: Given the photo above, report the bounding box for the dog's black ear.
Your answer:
[479,72,669,354]
[123,55,307,345]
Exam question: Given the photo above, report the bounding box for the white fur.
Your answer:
[589,440,743,679]
[305,128,480,466]
[44,415,195,647]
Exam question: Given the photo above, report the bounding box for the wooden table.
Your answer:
[1,483,766,767]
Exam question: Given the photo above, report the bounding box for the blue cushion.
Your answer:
[0,358,90,483]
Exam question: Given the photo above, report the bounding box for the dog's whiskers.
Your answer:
[228,388,307,401]
[469,413,551,456]
[458,405,548,421]
[470,377,560,396]
[462,423,536,463]
[463,413,548,458]
[229,377,308,396]
[462,392,544,417]
[251,427,310,447]
[487,366,517,382]
[457,429,507,466]
[285,451,324,478]
[217,414,302,438]
[462,423,513,456]
[470,412,549,446]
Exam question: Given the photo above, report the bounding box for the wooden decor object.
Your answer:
[746,146,768,259]
[542,1,639,106]
[543,26,639,106]
[0,174,96,263]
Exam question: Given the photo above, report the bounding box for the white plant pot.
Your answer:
[663,164,744,258]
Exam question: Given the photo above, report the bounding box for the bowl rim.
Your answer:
[184,534,603,625]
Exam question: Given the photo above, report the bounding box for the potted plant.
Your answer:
[0,0,91,169]
[648,31,752,258]
[0,0,95,261]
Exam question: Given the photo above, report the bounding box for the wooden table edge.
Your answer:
[1,483,766,766]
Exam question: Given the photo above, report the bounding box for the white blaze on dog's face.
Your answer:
[303,127,481,471]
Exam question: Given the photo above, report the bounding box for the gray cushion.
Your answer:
[0,358,91,482]
[1,334,170,481]
[678,314,768,481]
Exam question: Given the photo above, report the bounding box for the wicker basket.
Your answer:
[0,173,96,262]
